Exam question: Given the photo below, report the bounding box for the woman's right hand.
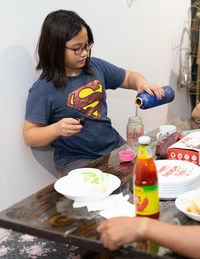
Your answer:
[23,118,83,147]
[56,118,83,137]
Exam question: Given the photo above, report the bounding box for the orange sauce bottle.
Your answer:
[133,136,159,219]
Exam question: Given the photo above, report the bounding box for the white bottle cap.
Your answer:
[138,136,151,144]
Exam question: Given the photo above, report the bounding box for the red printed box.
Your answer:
[168,132,200,165]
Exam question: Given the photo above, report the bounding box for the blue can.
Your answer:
[135,86,175,110]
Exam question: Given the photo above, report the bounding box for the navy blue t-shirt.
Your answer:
[25,57,126,168]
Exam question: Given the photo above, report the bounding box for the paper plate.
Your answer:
[54,168,121,202]
[156,160,200,183]
[175,189,200,221]
[155,160,200,199]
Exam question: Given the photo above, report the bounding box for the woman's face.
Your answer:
[64,26,89,76]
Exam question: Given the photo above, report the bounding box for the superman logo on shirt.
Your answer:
[66,80,104,120]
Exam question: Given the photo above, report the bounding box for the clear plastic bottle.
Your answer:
[126,116,144,154]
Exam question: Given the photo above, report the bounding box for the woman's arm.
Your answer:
[23,118,83,146]
[120,70,164,99]
[97,217,200,259]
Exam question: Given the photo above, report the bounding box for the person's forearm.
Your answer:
[120,70,163,99]
[121,70,147,90]
[24,123,60,146]
[192,103,200,120]
[128,71,147,90]
[143,218,200,259]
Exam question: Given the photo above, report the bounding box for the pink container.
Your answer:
[119,150,135,162]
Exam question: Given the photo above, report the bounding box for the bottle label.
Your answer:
[134,185,159,215]
[126,126,144,143]
[137,145,152,159]
[136,240,159,254]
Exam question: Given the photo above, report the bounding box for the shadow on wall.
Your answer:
[167,24,191,120]
[168,69,191,121]
[0,45,55,195]
[31,146,59,178]
[0,45,38,118]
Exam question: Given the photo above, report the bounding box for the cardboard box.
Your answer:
[168,132,200,165]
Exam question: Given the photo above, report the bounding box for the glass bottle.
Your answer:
[126,116,144,155]
[133,136,159,219]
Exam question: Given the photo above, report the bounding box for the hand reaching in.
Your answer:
[97,217,148,251]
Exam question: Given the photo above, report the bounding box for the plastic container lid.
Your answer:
[138,136,151,144]
[119,150,135,162]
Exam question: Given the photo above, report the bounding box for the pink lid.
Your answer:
[119,150,135,162]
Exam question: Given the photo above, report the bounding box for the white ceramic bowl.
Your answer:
[175,189,200,221]
[54,168,121,202]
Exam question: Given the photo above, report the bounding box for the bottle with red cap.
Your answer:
[133,136,159,219]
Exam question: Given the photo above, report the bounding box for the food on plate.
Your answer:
[81,171,109,194]
[92,186,107,194]
[186,196,200,215]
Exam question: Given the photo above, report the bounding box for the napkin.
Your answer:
[73,193,135,219]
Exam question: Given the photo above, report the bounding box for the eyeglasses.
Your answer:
[65,42,94,55]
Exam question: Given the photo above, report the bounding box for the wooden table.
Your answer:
[0,118,199,258]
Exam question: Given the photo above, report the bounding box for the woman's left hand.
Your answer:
[121,71,165,100]
[137,82,165,100]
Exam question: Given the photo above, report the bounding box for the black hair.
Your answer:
[36,10,94,88]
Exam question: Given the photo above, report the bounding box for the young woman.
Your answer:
[23,10,164,177]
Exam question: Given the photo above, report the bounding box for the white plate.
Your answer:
[155,160,200,184]
[155,160,200,199]
[54,168,121,202]
[175,189,200,221]
[182,129,200,137]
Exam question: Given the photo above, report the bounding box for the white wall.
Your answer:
[105,0,191,137]
[0,0,191,211]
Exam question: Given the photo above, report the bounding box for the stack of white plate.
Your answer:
[155,160,200,200]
